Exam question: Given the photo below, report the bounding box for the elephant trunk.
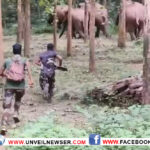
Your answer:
[115,14,119,26]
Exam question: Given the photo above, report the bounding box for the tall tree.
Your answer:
[84,0,89,43]
[2,0,7,29]
[144,0,150,34]
[53,0,57,50]
[67,0,72,57]
[35,0,41,18]
[142,0,150,104]
[17,0,23,43]
[24,0,31,57]
[0,0,4,67]
[89,0,96,72]
[118,0,126,48]
[103,0,107,8]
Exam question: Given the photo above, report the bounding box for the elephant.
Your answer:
[48,6,83,38]
[59,8,86,39]
[95,5,109,37]
[116,1,145,40]
[79,2,109,37]
[48,5,68,27]
[48,3,108,39]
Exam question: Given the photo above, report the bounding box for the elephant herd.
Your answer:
[49,1,145,41]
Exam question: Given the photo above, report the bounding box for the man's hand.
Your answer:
[56,55,62,67]
[26,61,34,88]
[0,73,4,77]
[28,80,34,88]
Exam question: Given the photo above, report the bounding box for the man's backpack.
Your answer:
[4,59,25,82]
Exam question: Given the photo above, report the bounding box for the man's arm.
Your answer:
[56,55,62,67]
[0,68,5,76]
[35,57,41,66]
[0,62,6,76]
[26,61,34,87]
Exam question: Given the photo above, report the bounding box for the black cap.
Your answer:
[13,43,22,55]
[47,43,54,51]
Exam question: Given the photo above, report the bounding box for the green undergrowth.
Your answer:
[8,114,99,150]
[10,114,88,138]
[8,104,150,150]
[76,104,150,150]
[32,24,54,34]
[3,23,53,36]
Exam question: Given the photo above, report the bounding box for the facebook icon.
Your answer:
[89,134,100,145]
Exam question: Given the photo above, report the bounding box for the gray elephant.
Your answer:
[61,8,85,39]
[79,2,109,37]
[116,1,145,40]
[48,6,84,38]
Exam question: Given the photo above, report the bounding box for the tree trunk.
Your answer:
[143,34,150,104]
[141,0,145,4]
[118,0,126,48]
[142,0,150,104]
[2,0,7,29]
[144,0,150,34]
[84,0,89,43]
[24,0,31,57]
[103,0,107,8]
[17,0,23,43]
[35,0,41,18]
[22,1,25,40]
[67,0,72,57]
[53,0,57,50]
[89,0,96,72]
[0,0,4,67]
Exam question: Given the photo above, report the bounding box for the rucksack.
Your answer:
[4,59,25,82]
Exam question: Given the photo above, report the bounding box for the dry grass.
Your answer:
[2,34,143,101]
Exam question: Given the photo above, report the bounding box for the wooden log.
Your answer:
[129,82,143,89]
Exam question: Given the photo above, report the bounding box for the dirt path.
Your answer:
[21,90,87,128]
[0,34,90,133]
[0,88,87,133]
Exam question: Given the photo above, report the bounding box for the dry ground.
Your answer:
[0,34,143,134]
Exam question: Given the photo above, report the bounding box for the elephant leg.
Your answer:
[95,27,100,38]
[129,32,136,41]
[76,21,85,39]
[100,25,109,38]
[78,30,85,39]
[72,31,76,39]
[139,27,144,37]
[72,29,77,39]
[58,22,62,30]
[134,28,138,39]
[59,21,67,38]
[138,22,144,38]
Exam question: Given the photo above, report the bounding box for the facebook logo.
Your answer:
[89,134,100,145]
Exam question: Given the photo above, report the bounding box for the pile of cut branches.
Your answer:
[85,76,143,107]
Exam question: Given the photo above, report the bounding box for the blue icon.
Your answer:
[0,135,5,145]
[89,134,100,145]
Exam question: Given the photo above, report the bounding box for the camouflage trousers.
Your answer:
[1,89,25,126]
